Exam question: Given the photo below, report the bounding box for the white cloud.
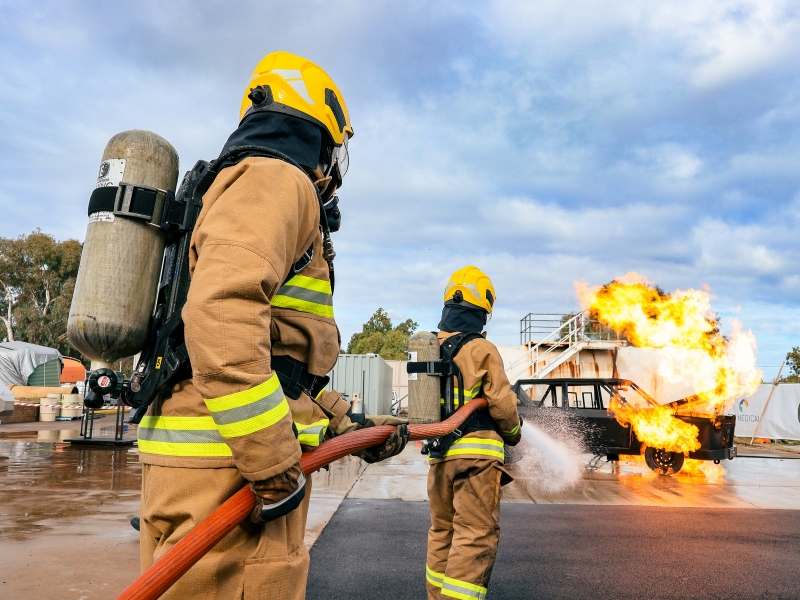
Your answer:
[631,144,704,180]
[693,220,788,276]
[487,0,800,90]
[0,0,799,366]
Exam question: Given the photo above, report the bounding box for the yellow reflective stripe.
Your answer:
[137,415,232,457]
[505,422,520,436]
[204,375,290,438]
[204,375,281,412]
[139,415,218,430]
[439,383,482,404]
[216,399,289,438]
[296,418,329,447]
[440,447,505,460]
[271,274,334,318]
[426,565,444,588]
[271,295,334,318]
[137,439,233,457]
[442,576,487,600]
[452,437,504,449]
[283,273,332,294]
[439,437,505,461]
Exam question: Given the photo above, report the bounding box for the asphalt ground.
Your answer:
[308,500,800,600]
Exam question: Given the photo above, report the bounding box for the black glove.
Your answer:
[250,462,307,524]
[360,424,410,463]
[502,417,523,447]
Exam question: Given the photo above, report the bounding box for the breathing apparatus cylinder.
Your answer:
[67,130,179,372]
[407,331,441,424]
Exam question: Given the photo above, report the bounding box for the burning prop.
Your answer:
[577,273,762,458]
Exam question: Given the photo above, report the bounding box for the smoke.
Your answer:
[507,406,587,493]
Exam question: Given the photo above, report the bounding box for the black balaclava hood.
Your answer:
[218,111,325,170]
[438,302,487,334]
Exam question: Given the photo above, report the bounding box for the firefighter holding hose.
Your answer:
[425,267,522,600]
[137,52,407,599]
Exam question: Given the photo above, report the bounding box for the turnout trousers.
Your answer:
[140,464,312,600]
[426,458,504,600]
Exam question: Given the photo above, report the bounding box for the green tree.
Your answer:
[0,230,83,358]
[362,308,393,336]
[782,347,800,383]
[0,236,23,341]
[346,308,419,360]
[350,331,384,355]
[380,329,411,360]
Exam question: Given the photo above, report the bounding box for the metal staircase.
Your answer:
[505,311,626,383]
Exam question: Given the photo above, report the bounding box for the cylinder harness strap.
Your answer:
[406,332,500,459]
[88,183,176,228]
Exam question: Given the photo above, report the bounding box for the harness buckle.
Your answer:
[292,244,314,274]
[302,375,318,399]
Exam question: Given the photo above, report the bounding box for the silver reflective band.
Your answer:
[137,427,225,444]
[442,579,487,599]
[426,565,444,587]
[209,383,285,426]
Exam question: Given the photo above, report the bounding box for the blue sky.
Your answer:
[1,1,799,378]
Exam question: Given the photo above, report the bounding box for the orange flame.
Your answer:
[680,459,726,482]
[577,272,761,454]
[610,398,701,453]
[621,455,724,482]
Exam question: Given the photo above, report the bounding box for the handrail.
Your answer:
[507,311,625,383]
[506,312,586,382]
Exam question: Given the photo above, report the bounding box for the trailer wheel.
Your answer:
[644,447,684,475]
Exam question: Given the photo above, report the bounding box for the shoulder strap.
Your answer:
[440,332,484,362]
[437,332,484,416]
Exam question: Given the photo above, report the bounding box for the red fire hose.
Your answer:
[117,398,489,600]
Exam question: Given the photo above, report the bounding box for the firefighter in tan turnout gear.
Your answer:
[425,267,522,600]
[137,52,408,599]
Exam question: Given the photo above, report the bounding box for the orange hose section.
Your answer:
[117,398,489,600]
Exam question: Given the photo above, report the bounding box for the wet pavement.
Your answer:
[1,423,799,599]
[0,422,366,599]
[0,423,141,599]
[351,441,800,510]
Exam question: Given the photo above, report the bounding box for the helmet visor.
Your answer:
[332,136,349,178]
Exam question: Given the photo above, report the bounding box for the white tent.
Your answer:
[0,341,62,386]
[0,381,14,417]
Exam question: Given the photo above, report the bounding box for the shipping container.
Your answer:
[326,354,393,416]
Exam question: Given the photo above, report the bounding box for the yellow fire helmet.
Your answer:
[239,51,353,176]
[444,266,496,313]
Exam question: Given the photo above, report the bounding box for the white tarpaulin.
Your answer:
[0,381,13,417]
[0,341,62,386]
[732,384,800,440]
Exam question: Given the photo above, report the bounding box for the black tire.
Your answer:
[644,446,684,475]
